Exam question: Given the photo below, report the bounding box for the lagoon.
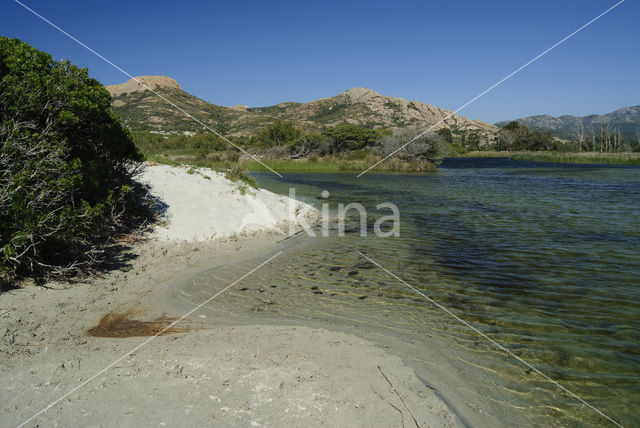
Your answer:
[175,158,640,427]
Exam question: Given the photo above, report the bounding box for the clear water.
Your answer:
[177,158,640,427]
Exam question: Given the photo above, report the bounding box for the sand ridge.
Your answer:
[140,164,318,241]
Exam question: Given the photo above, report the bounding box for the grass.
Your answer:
[244,158,363,173]
[146,153,258,188]
[244,154,437,173]
[144,149,438,176]
[464,151,640,166]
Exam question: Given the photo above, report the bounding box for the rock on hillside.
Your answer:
[323,87,496,135]
[106,76,182,98]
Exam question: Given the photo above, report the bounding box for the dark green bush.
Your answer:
[323,124,381,153]
[250,121,302,148]
[496,121,556,151]
[0,37,149,283]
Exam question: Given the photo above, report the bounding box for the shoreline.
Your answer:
[0,233,459,427]
[1,165,462,427]
[162,232,532,428]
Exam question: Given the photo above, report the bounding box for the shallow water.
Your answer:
[180,158,640,427]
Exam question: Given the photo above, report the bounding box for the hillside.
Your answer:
[106,76,497,142]
[496,106,640,143]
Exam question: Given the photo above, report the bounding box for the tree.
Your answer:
[436,127,453,144]
[599,122,610,152]
[462,131,482,151]
[496,121,554,151]
[574,120,586,151]
[0,37,148,282]
[496,121,525,150]
[253,121,302,147]
[289,133,328,158]
[322,124,380,153]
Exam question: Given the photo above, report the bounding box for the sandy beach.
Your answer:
[1,164,459,427]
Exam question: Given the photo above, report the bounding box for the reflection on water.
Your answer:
[179,158,640,427]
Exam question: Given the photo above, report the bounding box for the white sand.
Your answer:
[140,164,317,241]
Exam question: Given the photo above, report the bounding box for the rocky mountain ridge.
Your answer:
[106,76,498,144]
[496,106,640,142]
[106,76,182,97]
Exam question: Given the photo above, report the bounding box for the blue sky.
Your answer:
[2,0,638,123]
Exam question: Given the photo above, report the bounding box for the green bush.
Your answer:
[496,121,555,151]
[0,37,149,283]
[251,121,302,147]
[323,124,381,152]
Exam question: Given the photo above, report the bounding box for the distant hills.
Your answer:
[106,76,497,142]
[106,76,639,145]
[496,106,640,143]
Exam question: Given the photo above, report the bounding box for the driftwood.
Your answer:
[378,365,421,428]
[373,388,405,427]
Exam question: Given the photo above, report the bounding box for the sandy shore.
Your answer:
[1,165,459,427]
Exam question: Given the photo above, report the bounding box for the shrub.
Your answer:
[223,151,240,162]
[322,124,380,153]
[252,121,302,147]
[289,133,330,157]
[436,127,454,144]
[374,127,444,165]
[496,121,555,151]
[0,37,149,283]
[226,164,257,188]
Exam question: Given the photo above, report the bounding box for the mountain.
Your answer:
[106,75,182,97]
[495,106,640,143]
[106,76,497,142]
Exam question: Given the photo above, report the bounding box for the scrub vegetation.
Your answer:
[0,37,151,286]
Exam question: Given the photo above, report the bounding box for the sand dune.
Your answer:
[140,164,317,241]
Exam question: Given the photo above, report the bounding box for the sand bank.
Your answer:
[140,164,317,241]
[1,164,459,427]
